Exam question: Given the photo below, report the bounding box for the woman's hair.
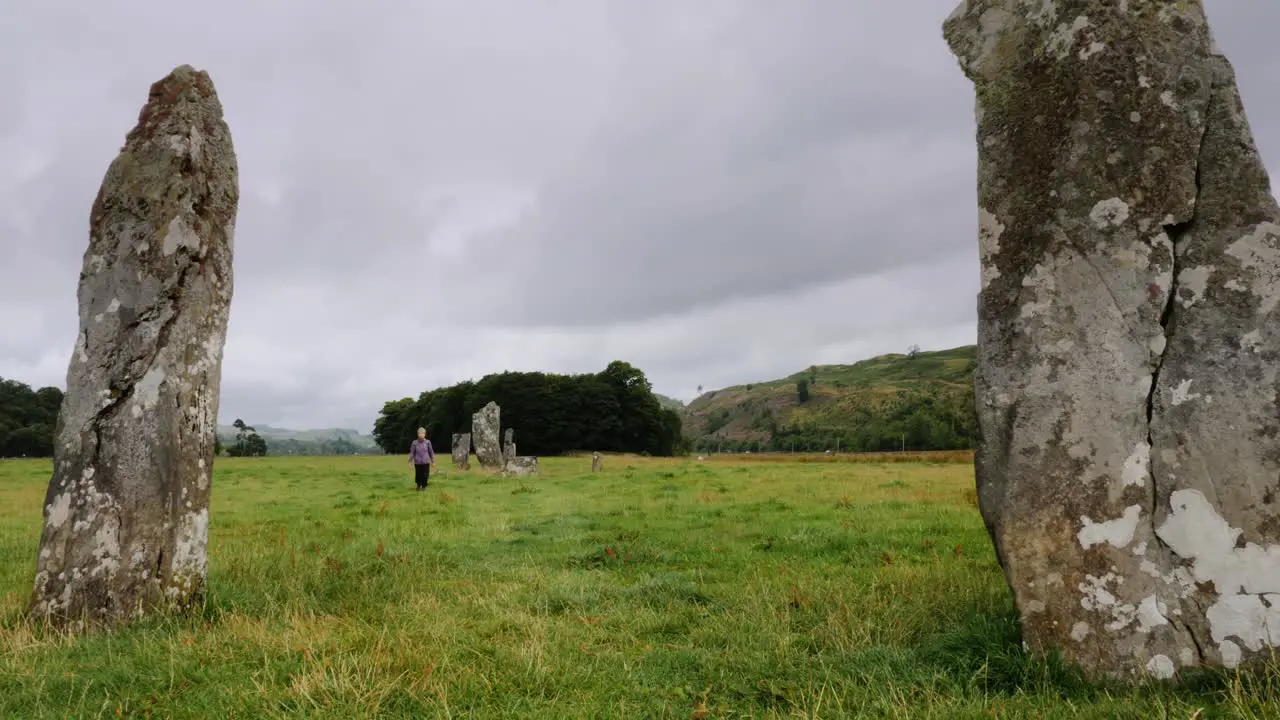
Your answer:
[417,427,426,434]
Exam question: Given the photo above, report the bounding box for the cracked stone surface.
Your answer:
[946,0,1280,679]
[28,65,238,631]
[451,433,471,469]
[472,402,503,469]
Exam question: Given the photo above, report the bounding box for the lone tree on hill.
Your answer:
[228,418,267,457]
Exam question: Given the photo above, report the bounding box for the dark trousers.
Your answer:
[414,463,431,489]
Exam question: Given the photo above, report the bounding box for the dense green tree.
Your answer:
[0,377,63,457]
[796,379,810,404]
[373,361,684,457]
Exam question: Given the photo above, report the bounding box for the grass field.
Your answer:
[1,455,1278,718]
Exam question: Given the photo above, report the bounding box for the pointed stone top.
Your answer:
[128,64,224,145]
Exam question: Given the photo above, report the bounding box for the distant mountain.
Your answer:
[216,424,379,450]
[682,345,977,453]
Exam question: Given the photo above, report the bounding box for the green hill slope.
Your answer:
[683,345,977,453]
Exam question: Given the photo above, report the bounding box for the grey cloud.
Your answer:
[462,1,978,325]
[5,1,1280,428]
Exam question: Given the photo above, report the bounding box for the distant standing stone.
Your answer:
[591,452,603,472]
[451,433,470,470]
[28,65,238,631]
[472,402,503,468]
[503,428,515,461]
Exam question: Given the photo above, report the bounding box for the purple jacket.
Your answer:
[409,438,435,465]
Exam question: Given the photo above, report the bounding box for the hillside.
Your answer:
[654,393,685,411]
[683,345,977,453]
[216,423,379,455]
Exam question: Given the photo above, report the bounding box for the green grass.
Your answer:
[0,455,1277,718]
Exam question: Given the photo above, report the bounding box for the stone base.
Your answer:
[503,456,538,477]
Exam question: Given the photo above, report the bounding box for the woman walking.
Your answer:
[408,427,436,491]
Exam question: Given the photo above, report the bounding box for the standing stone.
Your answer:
[451,433,470,470]
[946,1,1280,679]
[28,65,238,630]
[472,402,503,468]
[504,456,539,477]
[591,452,603,472]
[503,428,515,462]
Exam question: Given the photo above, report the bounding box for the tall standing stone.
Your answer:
[946,1,1280,679]
[28,65,238,630]
[591,452,603,473]
[503,428,515,461]
[472,402,503,468]
[451,433,470,470]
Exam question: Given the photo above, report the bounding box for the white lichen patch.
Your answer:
[1137,595,1170,632]
[978,207,1005,290]
[1205,594,1280,653]
[162,215,203,257]
[1241,330,1263,353]
[1089,197,1130,229]
[1121,443,1150,488]
[1225,222,1280,315]
[1220,639,1243,668]
[1157,489,1280,656]
[1170,379,1201,407]
[46,493,71,529]
[1079,504,1143,549]
[1149,333,1166,357]
[1111,240,1152,270]
[1025,599,1047,613]
[1177,265,1214,307]
[1079,41,1105,60]
[1080,572,1119,610]
[1046,15,1091,60]
[1160,90,1178,109]
[170,508,210,578]
[1146,654,1176,679]
[134,366,167,412]
[90,513,122,577]
[1071,621,1091,642]
[1158,489,1280,595]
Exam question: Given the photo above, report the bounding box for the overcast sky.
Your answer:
[3,2,1279,432]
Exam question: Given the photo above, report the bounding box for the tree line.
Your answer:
[373,361,687,457]
[0,378,62,458]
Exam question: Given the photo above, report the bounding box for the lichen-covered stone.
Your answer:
[28,65,237,630]
[472,402,503,468]
[504,456,538,477]
[946,0,1280,679]
[503,428,515,462]
[451,433,470,470]
[591,452,603,472]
